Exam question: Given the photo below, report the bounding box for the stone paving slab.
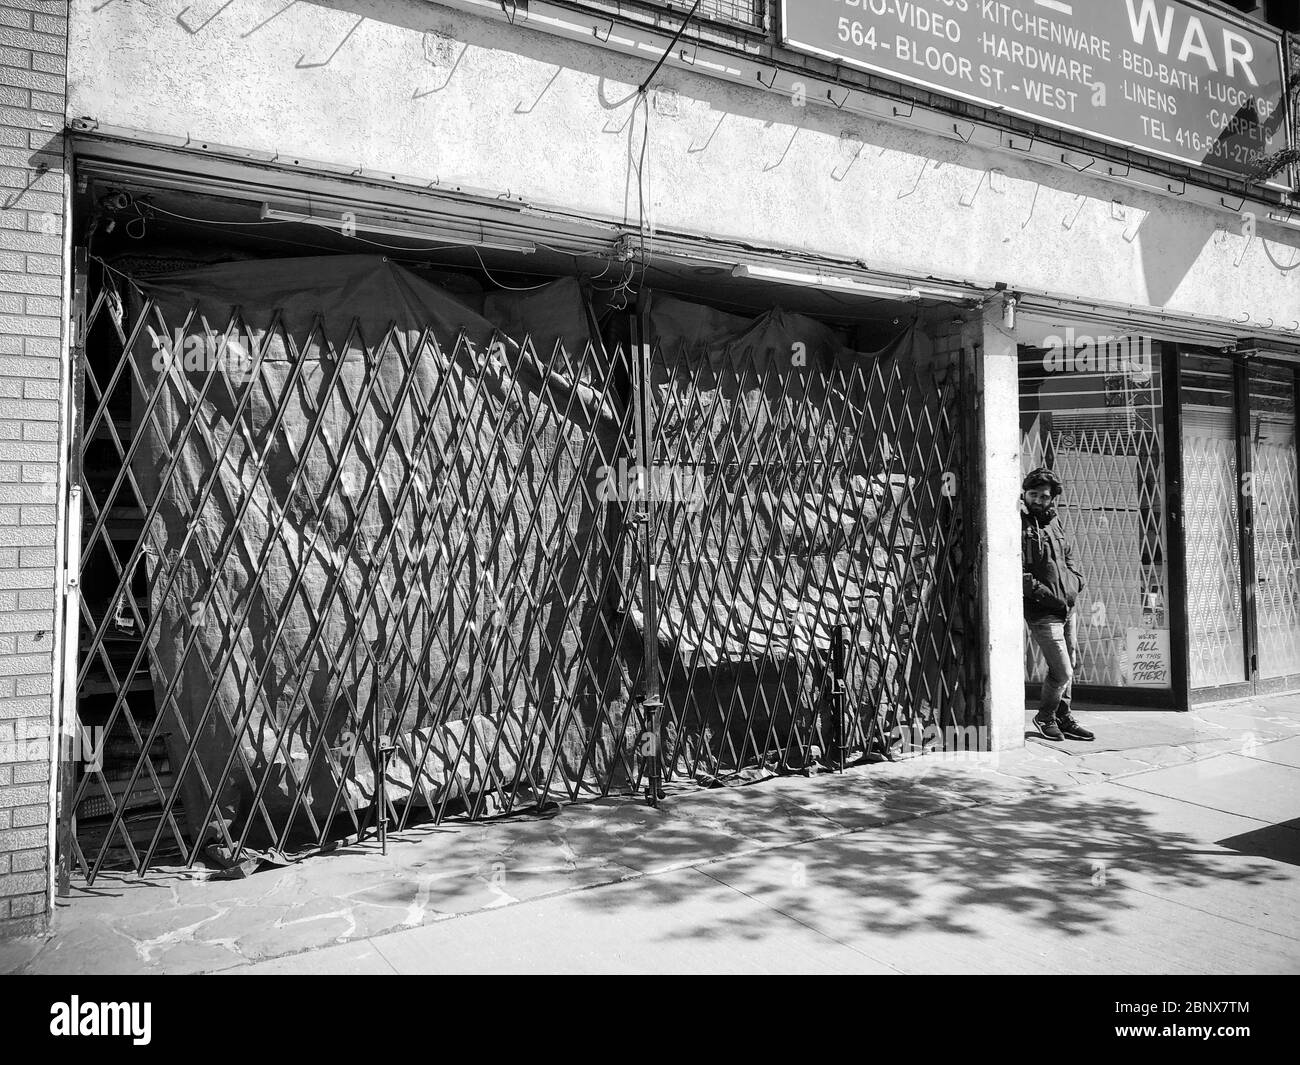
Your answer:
[1241,735,1300,770]
[216,938,399,975]
[228,747,1300,975]
[4,692,1299,975]
[1113,754,1300,824]
[334,868,892,976]
[697,781,1300,974]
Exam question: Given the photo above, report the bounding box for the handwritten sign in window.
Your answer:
[1126,626,1171,687]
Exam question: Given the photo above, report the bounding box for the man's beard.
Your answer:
[1027,499,1057,522]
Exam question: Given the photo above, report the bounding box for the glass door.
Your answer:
[1248,363,1300,686]
[1180,357,1245,690]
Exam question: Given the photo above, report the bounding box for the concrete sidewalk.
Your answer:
[3,695,1300,974]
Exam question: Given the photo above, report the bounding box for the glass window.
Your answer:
[1019,331,1171,689]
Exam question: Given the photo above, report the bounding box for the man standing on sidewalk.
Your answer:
[1022,468,1095,742]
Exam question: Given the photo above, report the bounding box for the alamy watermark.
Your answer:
[148,326,255,382]
[1,719,105,771]
[50,997,151,1045]
[1041,329,1153,380]
[886,723,994,762]
[595,459,706,511]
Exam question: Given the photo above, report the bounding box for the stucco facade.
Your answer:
[63,0,1298,330]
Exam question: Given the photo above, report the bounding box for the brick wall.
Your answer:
[0,0,68,938]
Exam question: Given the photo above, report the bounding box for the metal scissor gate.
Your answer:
[60,256,979,885]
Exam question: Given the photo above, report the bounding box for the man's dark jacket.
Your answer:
[1022,506,1085,621]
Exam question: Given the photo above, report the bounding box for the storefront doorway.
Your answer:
[1179,353,1300,702]
[1019,330,1175,706]
[1019,321,1300,711]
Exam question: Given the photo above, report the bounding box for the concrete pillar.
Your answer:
[970,301,1025,751]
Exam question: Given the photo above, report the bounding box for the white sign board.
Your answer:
[1126,626,1171,687]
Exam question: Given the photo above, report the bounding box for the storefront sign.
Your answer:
[780,0,1289,183]
[1126,626,1171,687]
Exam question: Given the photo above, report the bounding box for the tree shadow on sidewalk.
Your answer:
[537,774,1295,944]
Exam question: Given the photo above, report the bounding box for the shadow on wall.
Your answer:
[148,0,1298,312]
[1132,201,1299,308]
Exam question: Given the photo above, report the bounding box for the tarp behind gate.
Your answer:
[642,297,937,763]
[128,256,628,854]
[115,255,959,861]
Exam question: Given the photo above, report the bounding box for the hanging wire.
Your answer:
[125,200,149,240]
[96,195,632,295]
[89,253,145,292]
[471,247,554,291]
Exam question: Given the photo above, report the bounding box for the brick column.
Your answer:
[0,0,68,938]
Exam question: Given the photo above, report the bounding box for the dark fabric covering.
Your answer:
[128,257,627,854]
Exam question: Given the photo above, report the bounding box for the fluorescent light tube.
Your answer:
[732,263,921,300]
[260,203,536,253]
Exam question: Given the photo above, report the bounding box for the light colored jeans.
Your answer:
[1028,612,1078,719]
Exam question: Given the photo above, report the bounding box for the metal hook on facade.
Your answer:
[1061,151,1095,174]
[593,18,613,42]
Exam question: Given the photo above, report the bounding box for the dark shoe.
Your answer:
[1032,711,1064,741]
[1056,711,1094,741]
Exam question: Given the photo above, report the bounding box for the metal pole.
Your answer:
[632,298,664,807]
[831,624,847,773]
[366,639,395,854]
[57,249,90,896]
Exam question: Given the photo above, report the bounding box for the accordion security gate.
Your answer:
[641,311,975,791]
[61,259,977,885]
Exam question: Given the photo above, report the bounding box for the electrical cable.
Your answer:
[126,201,148,240]
[140,196,505,253]
[94,191,680,304]
[145,202,285,226]
[108,194,636,291]
[88,253,143,289]
[470,247,554,291]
